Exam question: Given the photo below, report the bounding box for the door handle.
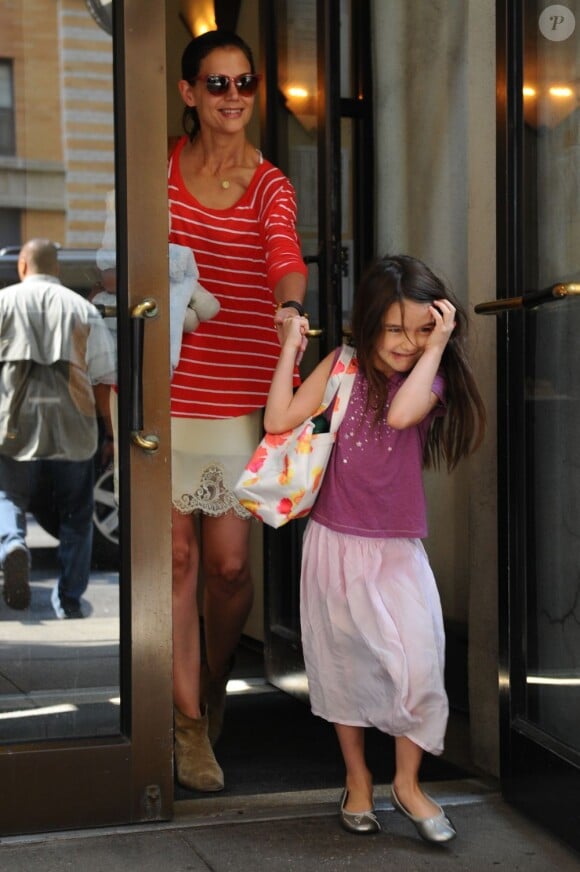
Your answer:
[93,303,117,318]
[130,298,160,453]
[475,282,580,315]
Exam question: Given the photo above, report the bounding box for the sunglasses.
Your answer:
[193,73,262,96]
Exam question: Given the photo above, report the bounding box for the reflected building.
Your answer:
[0,0,114,250]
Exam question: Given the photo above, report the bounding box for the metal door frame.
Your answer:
[495,0,580,851]
[0,0,173,834]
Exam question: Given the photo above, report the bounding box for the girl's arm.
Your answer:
[387,299,456,429]
[264,316,335,434]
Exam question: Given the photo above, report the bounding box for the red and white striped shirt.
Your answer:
[168,136,307,419]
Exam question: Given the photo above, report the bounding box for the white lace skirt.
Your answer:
[171,412,261,518]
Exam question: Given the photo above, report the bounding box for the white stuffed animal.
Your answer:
[183,282,220,332]
[169,242,221,374]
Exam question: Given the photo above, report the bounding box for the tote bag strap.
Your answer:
[319,344,356,435]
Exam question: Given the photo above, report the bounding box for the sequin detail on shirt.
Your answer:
[339,372,398,463]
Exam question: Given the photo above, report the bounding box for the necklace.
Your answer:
[221,149,261,187]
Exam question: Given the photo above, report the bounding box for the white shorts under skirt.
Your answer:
[171,412,261,518]
[300,520,449,755]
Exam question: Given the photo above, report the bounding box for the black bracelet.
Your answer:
[279,300,305,317]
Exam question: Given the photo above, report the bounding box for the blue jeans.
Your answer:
[0,456,94,606]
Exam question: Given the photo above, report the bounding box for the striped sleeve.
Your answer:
[254,170,309,290]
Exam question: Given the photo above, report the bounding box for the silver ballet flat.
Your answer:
[391,785,456,843]
[339,788,381,834]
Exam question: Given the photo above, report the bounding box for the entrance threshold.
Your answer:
[174,777,498,830]
[0,778,497,847]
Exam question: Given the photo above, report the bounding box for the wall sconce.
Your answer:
[282,83,317,132]
[180,1,216,37]
[523,81,578,129]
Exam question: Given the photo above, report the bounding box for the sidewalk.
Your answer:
[1,780,579,871]
[0,518,120,743]
[2,529,579,869]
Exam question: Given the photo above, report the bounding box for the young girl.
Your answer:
[264,254,486,843]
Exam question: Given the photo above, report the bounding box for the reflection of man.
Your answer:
[0,239,116,618]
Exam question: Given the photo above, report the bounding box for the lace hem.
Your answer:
[173,462,252,519]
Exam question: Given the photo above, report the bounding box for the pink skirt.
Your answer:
[300,520,448,755]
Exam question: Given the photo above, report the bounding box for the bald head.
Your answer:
[18,239,59,280]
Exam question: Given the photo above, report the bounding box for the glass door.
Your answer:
[260,0,373,696]
[0,0,173,834]
[480,0,580,851]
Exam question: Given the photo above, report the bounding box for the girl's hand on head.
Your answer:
[428,299,456,349]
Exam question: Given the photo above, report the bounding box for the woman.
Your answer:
[168,30,308,792]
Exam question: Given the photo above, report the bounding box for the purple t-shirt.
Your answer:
[311,365,446,538]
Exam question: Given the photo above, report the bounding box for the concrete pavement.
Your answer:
[2,524,579,869]
[1,780,579,871]
[0,517,119,742]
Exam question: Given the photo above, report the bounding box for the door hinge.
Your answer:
[143,783,162,819]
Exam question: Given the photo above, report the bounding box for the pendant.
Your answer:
[221,179,230,190]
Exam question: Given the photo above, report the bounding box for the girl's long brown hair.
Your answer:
[350,254,486,471]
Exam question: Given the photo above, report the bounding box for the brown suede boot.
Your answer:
[173,706,224,792]
[200,664,229,747]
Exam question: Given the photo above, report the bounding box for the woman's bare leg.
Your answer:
[171,508,223,792]
[334,723,374,811]
[393,736,441,818]
[201,512,253,679]
[172,507,201,719]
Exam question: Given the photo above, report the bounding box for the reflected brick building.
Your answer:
[0,0,113,249]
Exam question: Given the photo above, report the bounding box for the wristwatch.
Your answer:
[278,300,306,317]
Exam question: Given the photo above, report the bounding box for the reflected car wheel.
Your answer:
[92,466,119,568]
